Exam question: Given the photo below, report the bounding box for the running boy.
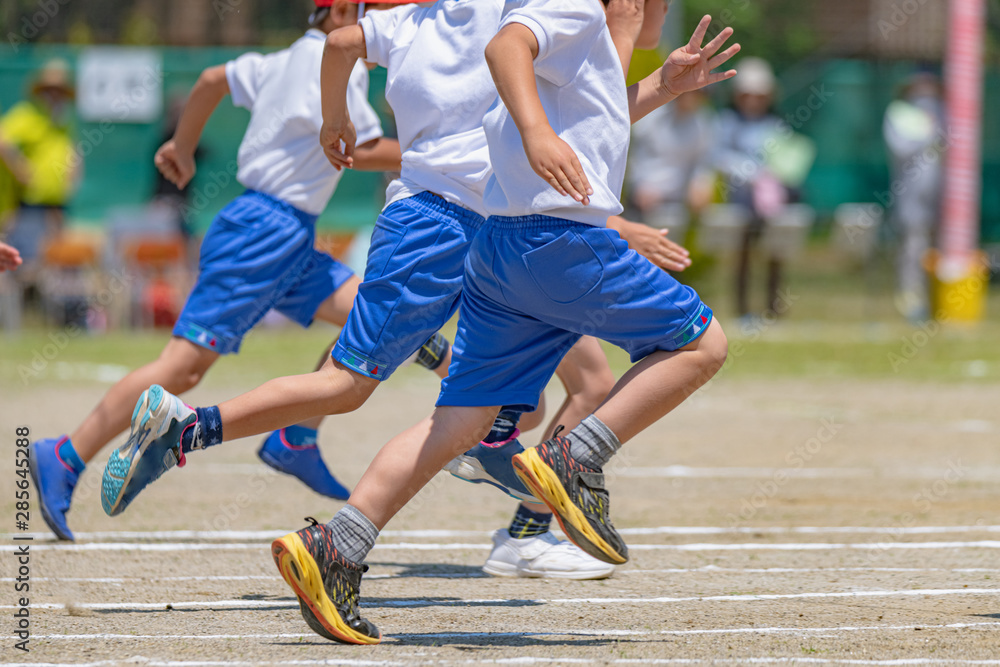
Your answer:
[265,0,738,644]
[28,0,429,541]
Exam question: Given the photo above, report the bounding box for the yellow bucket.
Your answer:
[925,250,989,323]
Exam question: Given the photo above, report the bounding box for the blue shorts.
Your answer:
[437,216,713,409]
[174,190,354,355]
[333,192,483,381]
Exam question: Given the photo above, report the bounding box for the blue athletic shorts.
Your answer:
[174,190,354,355]
[333,192,483,381]
[437,215,713,409]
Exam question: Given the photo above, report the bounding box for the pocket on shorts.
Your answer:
[523,231,604,304]
[363,214,408,281]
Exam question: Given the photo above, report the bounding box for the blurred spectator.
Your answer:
[714,57,796,320]
[627,89,715,223]
[0,58,80,271]
[151,91,203,242]
[883,72,944,323]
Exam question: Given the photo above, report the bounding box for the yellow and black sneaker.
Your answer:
[512,433,628,565]
[271,518,380,645]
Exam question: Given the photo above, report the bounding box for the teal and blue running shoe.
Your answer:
[258,429,351,500]
[101,385,195,516]
[443,431,537,503]
[29,436,79,541]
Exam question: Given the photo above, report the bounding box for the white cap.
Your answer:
[733,57,776,95]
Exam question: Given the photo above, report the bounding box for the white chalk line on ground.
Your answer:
[11,525,1000,542]
[188,462,1000,481]
[4,588,1000,611]
[7,565,1000,585]
[3,621,999,642]
[10,540,1000,553]
[8,657,1000,667]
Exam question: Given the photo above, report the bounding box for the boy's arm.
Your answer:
[486,23,593,205]
[607,216,692,272]
[627,15,739,124]
[352,137,402,172]
[321,25,367,171]
[605,0,644,75]
[154,64,228,189]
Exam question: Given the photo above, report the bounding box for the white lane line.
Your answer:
[5,566,999,585]
[4,588,999,611]
[11,540,1000,553]
[617,465,1000,481]
[6,657,1000,667]
[11,525,1000,541]
[4,620,999,642]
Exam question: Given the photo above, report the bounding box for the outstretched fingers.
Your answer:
[708,43,742,71]
[702,26,735,58]
[687,15,712,51]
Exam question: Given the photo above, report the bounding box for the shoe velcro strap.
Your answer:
[576,471,607,490]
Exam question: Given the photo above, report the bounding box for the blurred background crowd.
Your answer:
[1,0,998,337]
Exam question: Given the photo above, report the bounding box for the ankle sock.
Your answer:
[508,504,551,539]
[57,437,85,474]
[326,505,379,564]
[484,407,523,445]
[416,331,450,371]
[566,415,621,470]
[180,406,223,453]
[282,425,318,447]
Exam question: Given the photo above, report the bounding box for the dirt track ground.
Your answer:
[3,369,1000,665]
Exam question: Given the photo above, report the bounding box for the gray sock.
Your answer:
[567,415,621,470]
[325,505,379,565]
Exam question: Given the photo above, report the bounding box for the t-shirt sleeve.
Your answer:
[346,62,384,147]
[359,4,420,68]
[501,0,606,88]
[225,51,267,109]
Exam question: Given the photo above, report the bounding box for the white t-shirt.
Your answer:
[483,0,629,226]
[359,0,504,217]
[226,29,383,216]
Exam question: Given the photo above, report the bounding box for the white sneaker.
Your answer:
[482,529,616,580]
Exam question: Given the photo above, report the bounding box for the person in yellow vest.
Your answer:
[0,59,80,269]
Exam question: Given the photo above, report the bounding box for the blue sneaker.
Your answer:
[258,430,351,501]
[29,437,79,541]
[102,385,195,516]
[443,431,537,503]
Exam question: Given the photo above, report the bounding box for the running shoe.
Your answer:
[28,436,79,541]
[101,385,194,516]
[483,529,615,580]
[443,431,537,503]
[258,429,351,500]
[512,432,628,565]
[271,517,380,644]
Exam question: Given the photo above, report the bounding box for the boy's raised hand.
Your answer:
[660,15,740,97]
[523,126,594,206]
[154,139,196,189]
[0,241,22,273]
[320,115,356,171]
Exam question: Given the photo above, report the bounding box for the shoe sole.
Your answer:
[512,449,628,565]
[482,560,614,580]
[444,456,537,503]
[27,444,74,542]
[271,533,380,645]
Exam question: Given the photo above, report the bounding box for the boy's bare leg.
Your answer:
[70,337,219,463]
[349,406,498,529]
[593,319,728,444]
[217,359,380,441]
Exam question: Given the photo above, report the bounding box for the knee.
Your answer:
[333,374,378,414]
[161,363,208,394]
[699,323,729,374]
